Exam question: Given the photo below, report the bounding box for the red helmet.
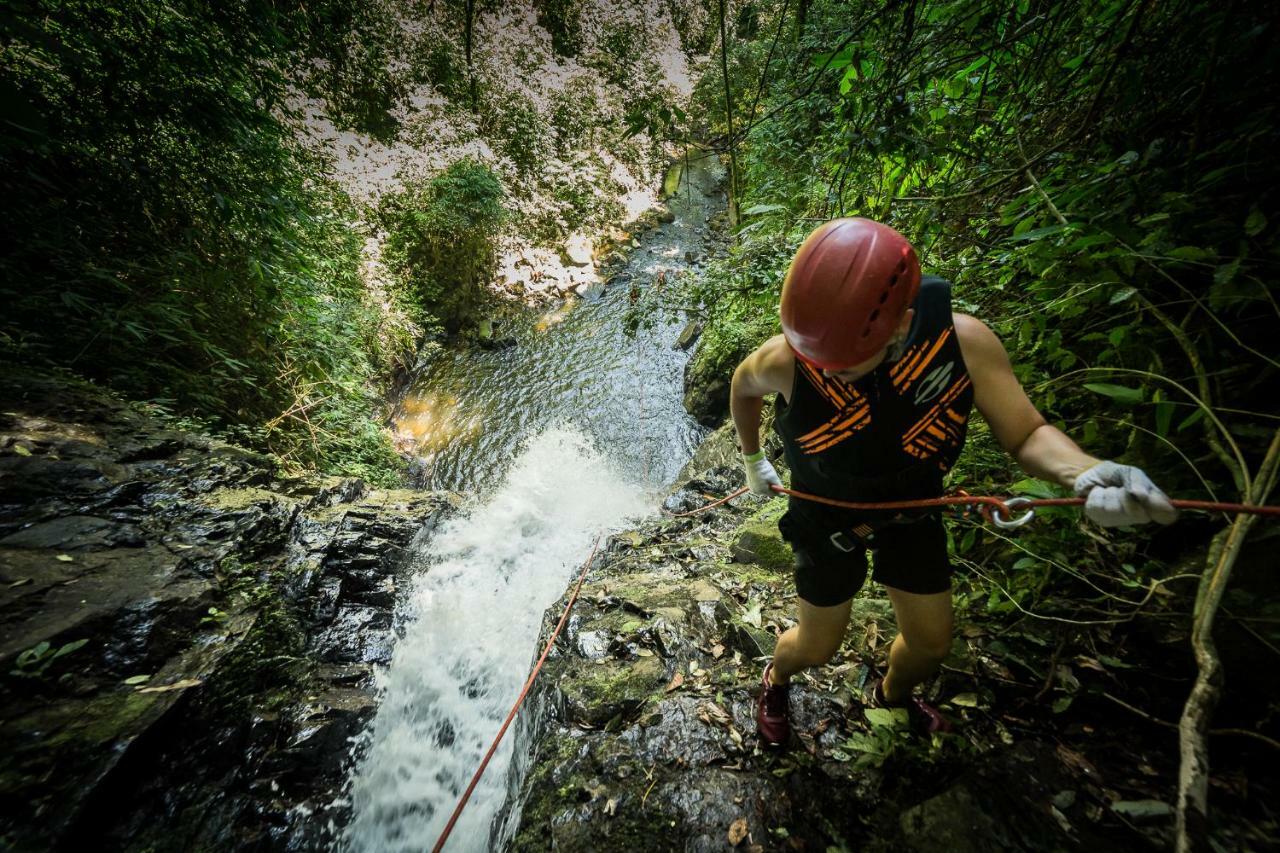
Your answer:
[780,217,921,370]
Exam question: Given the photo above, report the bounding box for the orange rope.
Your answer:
[432,535,602,853]
[672,484,1280,520]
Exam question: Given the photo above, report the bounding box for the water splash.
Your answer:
[342,428,650,852]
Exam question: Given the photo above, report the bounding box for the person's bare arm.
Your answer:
[954,314,1099,488]
[730,335,794,455]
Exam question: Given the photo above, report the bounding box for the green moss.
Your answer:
[560,657,666,727]
[201,599,308,721]
[730,497,793,571]
[32,690,161,753]
[201,487,286,512]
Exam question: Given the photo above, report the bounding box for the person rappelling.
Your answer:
[729,217,1179,745]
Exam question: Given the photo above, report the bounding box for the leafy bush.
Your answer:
[535,0,583,57]
[379,158,507,333]
[484,93,551,178]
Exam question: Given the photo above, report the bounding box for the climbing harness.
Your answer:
[672,484,1280,524]
[431,536,602,853]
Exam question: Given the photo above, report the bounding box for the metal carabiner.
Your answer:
[991,497,1036,530]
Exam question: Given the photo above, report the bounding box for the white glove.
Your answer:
[743,451,782,497]
[1073,461,1178,527]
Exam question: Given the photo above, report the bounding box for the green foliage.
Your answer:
[9,639,89,679]
[0,0,410,479]
[483,93,551,177]
[379,158,506,333]
[535,0,583,57]
[841,706,912,769]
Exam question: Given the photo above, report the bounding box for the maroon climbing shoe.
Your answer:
[865,676,954,735]
[757,662,791,747]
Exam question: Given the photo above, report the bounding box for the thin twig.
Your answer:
[1104,692,1280,753]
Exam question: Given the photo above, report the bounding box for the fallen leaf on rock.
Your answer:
[1076,656,1107,673]
[137,678,202,694]
[950,693,980,708]
[55,554,74,563]
[742,599,762,628]
[604,798,617,817]
[13,445,32,457]
[8,578,33,588]
[665,672,685,693]
[698,702,732,727]
[728,726,743,748]
[1111,799,1172,821]
[122,674,151,685]
[637,648,654,657]
[711,643,725,659]
[1056,744,1100,779]
[728,818,749,846]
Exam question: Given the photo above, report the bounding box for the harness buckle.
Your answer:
[829,530,861,552]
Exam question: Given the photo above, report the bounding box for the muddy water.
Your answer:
[342,157,724,852]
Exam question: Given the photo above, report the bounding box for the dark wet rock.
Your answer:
[682,373,729,428]
[0,373,454,852]
[676,319,702,351]
[898,742,1118,853]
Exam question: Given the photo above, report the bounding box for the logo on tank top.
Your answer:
[914,361,955,405]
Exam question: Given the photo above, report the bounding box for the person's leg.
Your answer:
[769,596,853,685]
[880,585,953,703]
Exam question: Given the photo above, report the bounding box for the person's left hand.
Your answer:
[1073,461,1178,527]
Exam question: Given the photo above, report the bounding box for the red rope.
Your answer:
[431,535,602,853]
[673,484,1280,520]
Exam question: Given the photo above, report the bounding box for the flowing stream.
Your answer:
[342,155,723,852]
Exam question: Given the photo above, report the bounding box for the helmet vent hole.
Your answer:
[861,327,871,337]
[879,291,889,304]
[888,274,898,287]
[869,309,880,323]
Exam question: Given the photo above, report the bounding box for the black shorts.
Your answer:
[777,508,953,606]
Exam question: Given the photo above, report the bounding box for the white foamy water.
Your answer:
[342,428,651,852]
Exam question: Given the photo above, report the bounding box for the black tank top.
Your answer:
[774,276,974,527]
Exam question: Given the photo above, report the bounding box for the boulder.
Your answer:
[675,319,702,351]
[729,498,792,571]
[563,232,594,266]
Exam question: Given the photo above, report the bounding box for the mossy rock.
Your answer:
[729,497,792,571]
[559,656,666,727]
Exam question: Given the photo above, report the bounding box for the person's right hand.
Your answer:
[743,450,782,497]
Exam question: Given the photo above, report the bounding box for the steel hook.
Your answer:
[991,497,1036,529]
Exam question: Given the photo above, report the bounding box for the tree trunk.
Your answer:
[717,0,739,226]
[1176,429,1280,852]
[465,0,477,110]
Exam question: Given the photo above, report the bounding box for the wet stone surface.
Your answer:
[0,375,456,851]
